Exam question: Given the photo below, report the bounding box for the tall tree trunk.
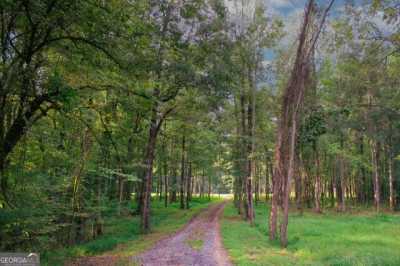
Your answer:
[336,154,346,212]
[157,169,162,201]
[141,99,171,232]
[255,166,260,205]
[295,153,303,212]
[314,142,322,213]
[239,92,247,216]
[269,0,334,247]
[201,169,205,198]
[357,133,367,204]
[186,161,191,209]
[269,135,281,240]
[180,135,186,210]
[388,146,395,211]
[170,167,177,203]
[94,174,103,239]
[164,163,168,208]
[265,156,270,201]
[371,140,380,212]
[279,112,298,247]
[246,80,255,224]
[208,175,211,201]
[141,117,158,233]
[118,176,124,216]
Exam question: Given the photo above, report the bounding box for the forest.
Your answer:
[0,0,399,265]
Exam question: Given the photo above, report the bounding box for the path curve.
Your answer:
[134,202,232,266]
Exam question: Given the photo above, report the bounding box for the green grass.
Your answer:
[42,197,217,265]
[221,202,400,266]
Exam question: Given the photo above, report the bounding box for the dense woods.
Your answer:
[0,0,399,263]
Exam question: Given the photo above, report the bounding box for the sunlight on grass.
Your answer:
[221,202,400,266]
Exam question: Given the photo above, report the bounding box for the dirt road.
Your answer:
[134,202,231,266]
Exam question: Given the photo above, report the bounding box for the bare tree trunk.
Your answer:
[265,156,270,201]
[201,169,205,198]
[94,174,103,239]
[208,175,211,201]
[388,147,395,211]
[314,142,322,213]
[180,135,186,210]
[269,136,280,240]
[141,100,173,232]
[158,171,162,201]
[340,161,346,212]
[246,80,255,224]
[170,167,177,203]
[295,153,303,212]
[141,109,159,233]
[163,145,169,207]
[164,174,168,208]
[255,166,260,205]
[118,176,124,216]
[371,141,380,212]
[280,112,298,247]
[186,161,192,209]
[269,0,334,247]
[240,91,247,216]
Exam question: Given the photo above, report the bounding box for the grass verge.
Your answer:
[42,197,217,265]
[221,201,400,266]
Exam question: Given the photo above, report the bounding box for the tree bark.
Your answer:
[186,161,192,209]
[388,147,395,211]
[208,175,211,201]
[246,82,255,224]
[141,107,159,233]
[295,153,303,212]
[314,142,322,213]
[164,162,168,208]
[170,167,177,203]
[265,156,270,201]
[180,135,186,210]
[269,0,334,247]
[371,141,380,212]
[141,99,173,232]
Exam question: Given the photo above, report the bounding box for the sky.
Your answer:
[225,0,393,67]
[263,0,396,62]
[262,0,350,60]
[264,0,350,17]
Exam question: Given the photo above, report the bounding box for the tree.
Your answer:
[269,0,335,247]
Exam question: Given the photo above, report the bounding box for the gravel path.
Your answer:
[134,202,232,266]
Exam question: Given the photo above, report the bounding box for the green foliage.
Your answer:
[299,107,327,145]
[48,71,78,109]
